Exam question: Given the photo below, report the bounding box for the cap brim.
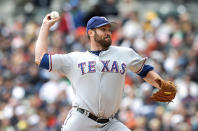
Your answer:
[95,22,117,31]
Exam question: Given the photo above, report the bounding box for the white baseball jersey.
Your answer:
[49,46,147,118]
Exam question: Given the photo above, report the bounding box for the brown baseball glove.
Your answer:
[151,79,176,102]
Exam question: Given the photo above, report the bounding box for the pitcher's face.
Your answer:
[94,24,112,49]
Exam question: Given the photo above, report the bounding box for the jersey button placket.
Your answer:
[98,53,103,116]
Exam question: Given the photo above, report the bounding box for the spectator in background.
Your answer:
[58,3,75,34]
[121,11,143,48]
[117,0,136,18]
[69,0,85,28]
[84,4,105,24]
[98,0,119,17]
[70,26,89,51]
[33,0,52,7]
[148,118,162,131]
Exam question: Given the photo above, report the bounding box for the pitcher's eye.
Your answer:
[101,28,105,31]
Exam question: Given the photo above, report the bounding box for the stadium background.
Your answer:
[0,0,198,130]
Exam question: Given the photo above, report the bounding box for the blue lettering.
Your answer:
[78,62,86,75]
[120,63,126,75]
[101,60,110,72]
[111,61,119,73]
[88,61,96,73]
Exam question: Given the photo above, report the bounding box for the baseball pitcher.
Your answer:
[35,14,176,131]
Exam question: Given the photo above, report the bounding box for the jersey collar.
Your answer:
[87,46,111,56]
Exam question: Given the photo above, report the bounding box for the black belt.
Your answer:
[76,108,109,124]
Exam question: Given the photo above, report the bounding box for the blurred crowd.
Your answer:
[0,0,198,131]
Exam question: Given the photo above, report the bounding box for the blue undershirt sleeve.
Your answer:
[138,64,154,78]
[39,53,49,70]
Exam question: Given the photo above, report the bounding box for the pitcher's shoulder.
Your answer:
[110,46,134,53]
[69,51,89,57]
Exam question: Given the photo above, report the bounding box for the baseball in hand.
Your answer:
[50,11,60,19]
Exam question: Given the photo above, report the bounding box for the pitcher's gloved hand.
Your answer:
[151,79,176,102]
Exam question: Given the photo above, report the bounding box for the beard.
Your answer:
[94,30,112,49]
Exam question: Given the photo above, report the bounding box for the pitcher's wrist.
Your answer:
[41,22,51,29]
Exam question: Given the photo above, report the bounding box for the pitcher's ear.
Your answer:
[88,29,94,37]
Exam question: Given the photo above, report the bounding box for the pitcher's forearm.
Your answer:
[35,13,60,64]
[35,24,50,65]
[143,71,163,88]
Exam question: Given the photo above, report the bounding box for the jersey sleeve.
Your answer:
[39,53,49,70]
[49,53,73,75]
[137,64,154,78]
[126,48,147,73]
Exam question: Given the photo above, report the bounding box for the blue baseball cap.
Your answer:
[86,16,114,34]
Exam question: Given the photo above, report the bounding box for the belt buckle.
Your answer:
[83,110,89,116]
[96,117,103,122]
